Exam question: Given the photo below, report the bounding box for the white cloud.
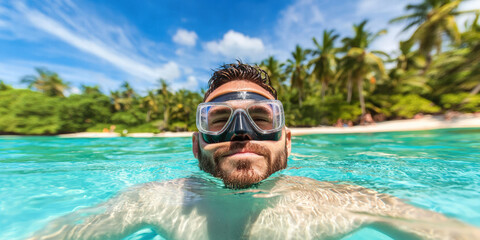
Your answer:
[17,6,157,82]
[173,29,198,46]
[270,0,422,61]
[175,48,184,56]
[173,75,198,91]
[186,76,198,88]
[65,86,81,96]
[3,1,182,89]
[356,0,406,16]
[457,0,480,31]
[278,0,324,29]
[0,60,121,92]
[273,0,325,58]
[153,61,181,81]
[205,30,266,61]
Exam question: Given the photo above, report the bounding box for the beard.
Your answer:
[198,140,288,189]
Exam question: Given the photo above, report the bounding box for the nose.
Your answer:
[230,111,252,141]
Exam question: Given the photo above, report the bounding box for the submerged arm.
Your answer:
[28,181,186,240]
[367,194,480,240]
[250,177,480,240]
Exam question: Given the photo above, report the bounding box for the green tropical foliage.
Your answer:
[308,30,339,99]
[285,45,310,107]
[339,20,388,115]
[0,89,61,134]
[21,68,69,97]
[0,0,479,135]
[59,91,112,132]
[390,0,476,69]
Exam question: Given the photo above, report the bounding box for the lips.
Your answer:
[213,141,271,163]
[223,149,262,158]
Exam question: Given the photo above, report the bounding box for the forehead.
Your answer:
[205,80,274,102]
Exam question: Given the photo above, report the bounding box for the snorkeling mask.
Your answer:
[196,91,285,143]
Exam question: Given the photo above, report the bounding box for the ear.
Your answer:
[192,132,199,159]
[285,128,292,156]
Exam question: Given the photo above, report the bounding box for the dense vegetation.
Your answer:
[0,0,479,135]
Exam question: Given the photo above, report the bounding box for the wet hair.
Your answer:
[203,61,277,101]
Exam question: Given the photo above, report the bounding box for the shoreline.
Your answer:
[53,113,480,138]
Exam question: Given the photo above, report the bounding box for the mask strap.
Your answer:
[209,91,268,102]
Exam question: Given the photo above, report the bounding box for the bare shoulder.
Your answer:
[115,178,195,205]
[248,176,376,239]
[269,176,391,206]
[272,176,377,192]
[249,176,474,239]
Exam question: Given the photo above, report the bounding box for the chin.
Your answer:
[220,163,267,189]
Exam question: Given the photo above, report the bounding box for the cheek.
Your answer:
[266,142,285,155]
[200,142,226,160]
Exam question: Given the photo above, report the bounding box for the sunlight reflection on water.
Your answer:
[0,128,479,239]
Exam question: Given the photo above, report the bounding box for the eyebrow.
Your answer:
[208,107,231,117]
[248,105,272,115]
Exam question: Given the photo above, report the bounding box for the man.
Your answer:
[192,62,291,189]
[31,63,480,240]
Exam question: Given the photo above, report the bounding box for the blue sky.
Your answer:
[0,0,479,95]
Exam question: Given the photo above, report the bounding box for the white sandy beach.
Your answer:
[58,113,480,138]
[289,113,480,135]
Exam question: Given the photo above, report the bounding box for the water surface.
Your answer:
[1,129,479,239]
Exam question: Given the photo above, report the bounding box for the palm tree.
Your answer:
[340,20,388,115]
[140,90,159,122]
[390,0,475,68]
[389,41,430,94]
[308,30,339,99]
[157,79,172,130]
[81,85,102,95]
[120,82,136,110]
[336,53,356,102]
[463,14,480,96]
[21,68,69,97]
[259,56,286,97]
[110,91,122,111]
[285,45,309,106]
[425,14,480,98]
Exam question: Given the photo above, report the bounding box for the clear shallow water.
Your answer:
[1,128,480,239]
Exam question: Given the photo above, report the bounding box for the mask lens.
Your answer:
[247,102,282,131]
[199,105,232,132]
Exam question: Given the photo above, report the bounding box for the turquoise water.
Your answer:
[1,128,480,239]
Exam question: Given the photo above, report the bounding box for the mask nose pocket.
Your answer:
[229,110,255,141]
[232,111,248,134]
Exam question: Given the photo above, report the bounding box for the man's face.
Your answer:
[192,80,291,188]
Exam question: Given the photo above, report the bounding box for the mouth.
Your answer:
[212,142,271,168]
[223,149,263,158]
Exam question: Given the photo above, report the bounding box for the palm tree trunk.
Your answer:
[297,76,303,107]
[347,71,353,103]
[146,110,151,123]
[321,80,326,100]
[357,77,365,116]
[469,82,480,96]
[462,82,480,104]
[298,91,303,107]
[163,108,169,130]
[422,54,432,75]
